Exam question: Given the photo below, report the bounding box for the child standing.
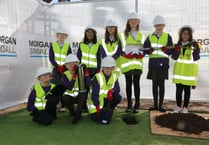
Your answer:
[88,56,121,124]
[62,54,91,124]
[77,25,102,79]
[143,15,173,112]
[172,26,200,113]
[49,28,72,112]
[100,19,123,74]
[120,12,145,113]
[27,67,59,125]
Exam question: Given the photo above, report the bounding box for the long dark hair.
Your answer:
[105,27,119,43]
[124,20,139,38]
[177,26,193,44]
[83,29,97,44]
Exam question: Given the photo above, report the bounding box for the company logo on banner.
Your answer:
[0,35,17,57]
[197,38,209,57]
[29,40,50,58]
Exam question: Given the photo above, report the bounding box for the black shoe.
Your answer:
[125,108,132,113]
[132,109,139,113]
[82,105,88,113]
[159,107,166,112]
[51,114,57,120]
[149,106,158,111]
[72,116,82,124]
[69,110,75,117]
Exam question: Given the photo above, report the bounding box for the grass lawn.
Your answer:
[0,109,208,145]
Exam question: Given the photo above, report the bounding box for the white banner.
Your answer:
[0,0,209,109]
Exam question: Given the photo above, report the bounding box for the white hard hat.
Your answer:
[65,54,79,64]
[36,67,51,78]
[105,19,117,27]
[85,25,96,32]
[127,12,140,20]
[101,56,115,67]
[153,15,165,25]
[56,27,68,35]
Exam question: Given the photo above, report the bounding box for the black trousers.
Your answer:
[62,92,88,119]
[152,80,165,108]
[31,95,59,125]
[176,84,191,108]
[124,73,141,109]
[90,93,122,122]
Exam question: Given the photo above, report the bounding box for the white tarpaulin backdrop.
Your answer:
[0,0,209,109]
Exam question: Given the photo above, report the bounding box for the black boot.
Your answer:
[72,112,82,124]
[159,95,166,112]
[149,94,158,111]
[125,95,132,112]
[133,102,140,113]
[125,101,132,113]
[69,109,75,117]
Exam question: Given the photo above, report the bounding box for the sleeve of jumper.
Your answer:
[49,43,59,67]
[100,45,107,58]
[113,80,120,94]
[96,46,102,70]
[84,75,91,87]
[193,45,200,61]
[165,34,174,55]
[143,37,152,55]
[27,89,36,112]
[62,73,76,90]
[77,45,82,62]
[112,40,123,59]
[91,77,100,106]
[67,45,72,55]
[171,50,180,60]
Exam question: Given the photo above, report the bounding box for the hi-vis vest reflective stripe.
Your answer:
[173,47,198,86]
[120,32,145,52]
[52,41,70,66]
[100,39,121,76]
[34,83,55,110]
[119,32,144,73]
[149,32,169,58]
[63,71,79,97]
[101,39,118,56]
[88,72,118,114]
[80,42,99,68]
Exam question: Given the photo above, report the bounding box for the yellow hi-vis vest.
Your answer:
[80,42,99,68]
[52,41,70,67]
[63,71,79,97]
[149,32,169,58]
[119,32,144,73]
[100,39,118,56]
[34,83,55,110]
[88,72,118,114]
[100,38,121,76]
[172,47,198,86]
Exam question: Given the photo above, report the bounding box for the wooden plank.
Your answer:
[0,103,26,115]
[150,111,209,140]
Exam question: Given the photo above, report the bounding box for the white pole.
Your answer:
[135,0,138,13]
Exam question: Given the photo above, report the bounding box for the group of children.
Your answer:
[27,12,200,125]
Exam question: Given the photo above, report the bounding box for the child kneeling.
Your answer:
[62,54,91,124]
[27,67,59,125]
[88,56,122,124]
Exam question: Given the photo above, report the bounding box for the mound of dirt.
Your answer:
[155,113,209,134]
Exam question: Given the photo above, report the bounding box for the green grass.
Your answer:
[0,109,208,145]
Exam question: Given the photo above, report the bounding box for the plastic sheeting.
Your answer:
[0,0,209,109]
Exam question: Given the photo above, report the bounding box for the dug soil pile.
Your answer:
[155,113,209,134]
